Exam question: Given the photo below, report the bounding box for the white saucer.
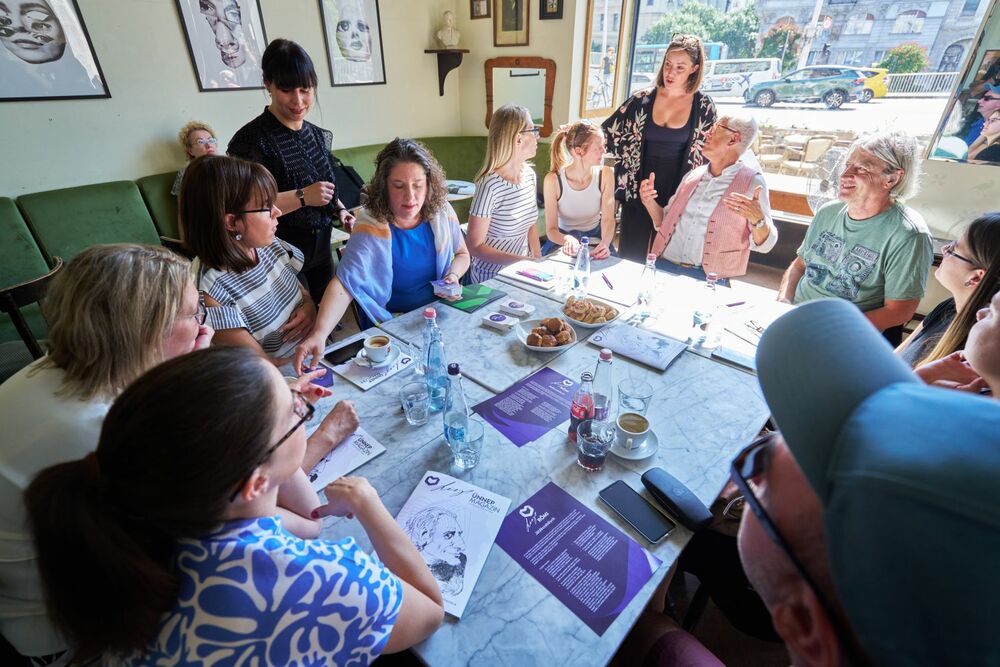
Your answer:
[610,431,659,461]
[353,346,399,369]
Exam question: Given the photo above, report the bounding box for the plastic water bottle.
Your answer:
[425,319,448,413]
[592,349,614,423]
[690,272,721,349]
[568,372,595,443]
[443,363,470,445]
[420,307,440,376]
[637,253,657,318]
[572,236,591,299]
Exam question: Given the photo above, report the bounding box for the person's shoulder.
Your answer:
[813,199,847,223]
[891,204,931,236]
[925,297,957,326]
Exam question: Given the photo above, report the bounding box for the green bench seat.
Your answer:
[0,197,50,360]
[137,171,180,238]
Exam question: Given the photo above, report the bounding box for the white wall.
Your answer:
[0,0,458,195]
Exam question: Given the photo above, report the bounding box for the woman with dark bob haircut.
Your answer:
[24,346,444,664]
[181,154,318,366]
[228,38,354,304]
[296,138,470,372]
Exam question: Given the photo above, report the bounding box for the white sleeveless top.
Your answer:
[557,166,602,232]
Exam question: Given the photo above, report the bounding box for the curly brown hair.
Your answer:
[365,138,448,223]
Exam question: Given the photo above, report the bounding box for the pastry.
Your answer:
[526,332,543,346]
[555,329,572,345]
[542,317,563,334]
[541,335,558,347]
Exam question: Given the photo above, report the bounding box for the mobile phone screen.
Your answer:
[323,339,365,367]
[598,480,676,544]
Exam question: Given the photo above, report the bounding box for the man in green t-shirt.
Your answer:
[779,131,933,337]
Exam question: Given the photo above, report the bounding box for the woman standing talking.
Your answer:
[229,38,354,303]
[603,34,716,262]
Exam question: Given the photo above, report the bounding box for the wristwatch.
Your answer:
[295,188,306,208]
[752,218,767,230]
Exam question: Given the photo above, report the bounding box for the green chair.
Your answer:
[137,171,180,238]
[17,181,161,263]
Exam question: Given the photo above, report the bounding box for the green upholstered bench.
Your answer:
[137,172,180,238]
[17,181,161,263]
[0,197,51,376]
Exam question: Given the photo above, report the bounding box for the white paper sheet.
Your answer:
[307,427,386,493]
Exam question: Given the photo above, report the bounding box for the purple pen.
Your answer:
[601,273,614,290]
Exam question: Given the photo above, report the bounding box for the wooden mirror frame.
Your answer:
[484,56,557,137]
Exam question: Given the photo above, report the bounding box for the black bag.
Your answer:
[331,153,365,210]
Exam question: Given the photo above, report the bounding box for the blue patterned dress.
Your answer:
[124,517,403,666]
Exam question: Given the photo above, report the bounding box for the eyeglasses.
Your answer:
[942,240,977,267]
[193,137,218,146]
[194,291,207,326]
[229,390,314,502]
[520,126,541,136]
[233,204,276,216]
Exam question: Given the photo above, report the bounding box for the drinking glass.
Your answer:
[400,382,430,426]
[576,419,615,471]
[618,378,654,416]
[447,418,485,471]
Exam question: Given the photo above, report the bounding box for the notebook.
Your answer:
[589,323,687,371]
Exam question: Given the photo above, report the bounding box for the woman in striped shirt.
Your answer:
[467,104,541,283]
[181,155,317,365]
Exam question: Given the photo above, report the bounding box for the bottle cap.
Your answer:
[706,272,719,282]
[646,253,657,262]
[599,348,612,361]
[580,371,593,382]
[424,307,437,319]
[580,236,590,245]
[448,363,460,375]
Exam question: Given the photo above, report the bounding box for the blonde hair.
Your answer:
[549,120,604,174]
[39,244,192,401]
[177,121,217,159]
[476,104,533,182]
[657,34,706,93]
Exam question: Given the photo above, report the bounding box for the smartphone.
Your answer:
[598,480,676,544]
[323,339,365,367]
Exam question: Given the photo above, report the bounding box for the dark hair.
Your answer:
[365,138,448,223]
[24,347,278,658]
[262,38,318,90]
[656,34,706,92]
[922,212,1000,364]
[180,155,278,272]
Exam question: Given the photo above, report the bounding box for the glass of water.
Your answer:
[400,382,430,426]
[447,418,485,471]
[618,378,654,416]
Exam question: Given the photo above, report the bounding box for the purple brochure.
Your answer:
[496,482,662,635]
[472,368,577,447]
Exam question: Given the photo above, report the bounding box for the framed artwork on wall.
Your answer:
[579,0,626,118]
[471,0,490,20]
[0,0,110,102]
[494,0,529,47]
[540,0,563,20]
[175,0,268,91]
[319,0,386,87]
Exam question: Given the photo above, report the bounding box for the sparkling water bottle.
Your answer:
[443,363,470,445]
[568,372,595,443]
[425,320,447,413]
[637,253,657,318]
[592,348,614,423]
[420,307,440,376]
[572,237,591,299]
[690,272,721,349]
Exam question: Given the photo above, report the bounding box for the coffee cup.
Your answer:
[616,412,650,450]
[363,335,391,363]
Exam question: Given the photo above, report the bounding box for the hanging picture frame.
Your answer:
[175,0,268,91]
[319,0,387,87]
[471,0,490,20]
[0,0,110,102]
[494,0,529,47]
[540,0,563,20]
[579,0,626,119]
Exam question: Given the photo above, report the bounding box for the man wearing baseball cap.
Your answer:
[736,298,1000,665]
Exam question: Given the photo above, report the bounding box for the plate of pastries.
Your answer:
[562,296,620,328]
[516,317,577,352]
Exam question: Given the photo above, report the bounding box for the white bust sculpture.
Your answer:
[436,10,460,49]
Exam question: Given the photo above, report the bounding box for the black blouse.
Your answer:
[900,298,957,367]
[228,107,341,231]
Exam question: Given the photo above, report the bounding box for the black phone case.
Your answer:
[641,468,714,532]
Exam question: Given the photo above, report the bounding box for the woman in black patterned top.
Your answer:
[229,39,355,303]
[602,35,716,262]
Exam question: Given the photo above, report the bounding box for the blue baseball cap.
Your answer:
[983,83,1000,95]
[756,299,1000,665]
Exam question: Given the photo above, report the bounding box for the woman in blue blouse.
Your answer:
[23,347,445,664]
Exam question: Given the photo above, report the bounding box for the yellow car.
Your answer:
[846,67,888,102]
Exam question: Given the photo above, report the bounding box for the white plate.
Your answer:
[353,346,400,369]
[515,318,577,352]
[609,431,659,461]
[562,297,622,329]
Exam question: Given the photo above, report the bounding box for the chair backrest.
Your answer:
[17,181,161,263]
[136,171,180,238]
[0,197,50,346]
[802,137,835,163]
[0,257,63,359]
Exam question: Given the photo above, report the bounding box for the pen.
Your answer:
[601,273,614,290]
[516,270,544,282]
[725,301,746,308]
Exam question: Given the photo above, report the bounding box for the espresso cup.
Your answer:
[616,412,650,450]
[363,335,391,363]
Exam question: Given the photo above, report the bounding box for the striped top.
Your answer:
[199,240,304,357]
[469,166,538,283]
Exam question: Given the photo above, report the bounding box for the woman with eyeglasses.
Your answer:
[467,104,542,283]
[897,212,1000,367]
[171,120,218,204]
[23,347,445,665]
[0,244,212,663]
[181,154,318,366]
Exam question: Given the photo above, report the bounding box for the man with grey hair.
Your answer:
[778,129,932,343]
[639,115,776,280]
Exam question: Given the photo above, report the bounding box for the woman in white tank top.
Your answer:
[541,120,616,258]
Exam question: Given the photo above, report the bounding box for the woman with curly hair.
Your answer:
[295,138,470,370]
